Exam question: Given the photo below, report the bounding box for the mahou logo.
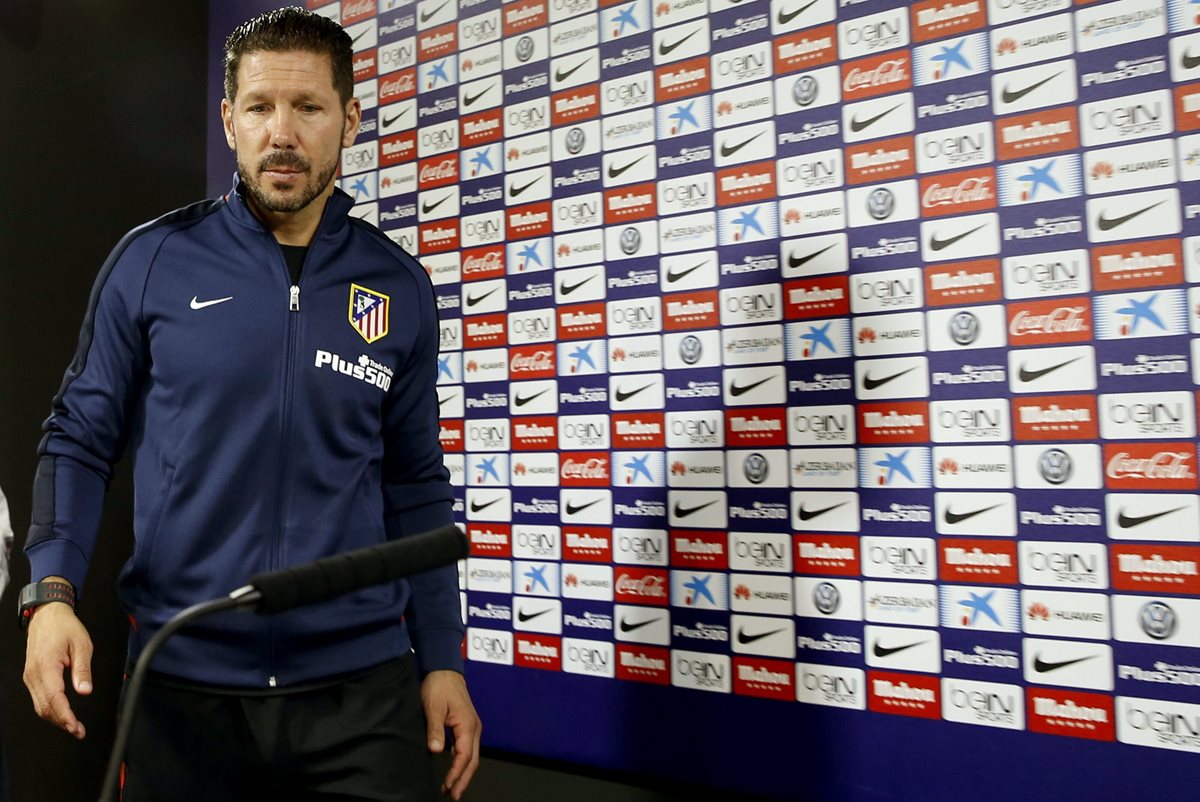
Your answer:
[1103,444,1198,491]
[615,568,669,606]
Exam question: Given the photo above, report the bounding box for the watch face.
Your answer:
[18,580,75,627]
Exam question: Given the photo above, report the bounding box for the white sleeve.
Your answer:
[0,486,12,598]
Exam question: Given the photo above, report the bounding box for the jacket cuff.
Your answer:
[25,537,90,597]
[411,626,465,675]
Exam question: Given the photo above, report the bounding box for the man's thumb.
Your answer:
[70,639,93,694]
[427,706,446,752]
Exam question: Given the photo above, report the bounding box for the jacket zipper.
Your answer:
[268,246,309,689]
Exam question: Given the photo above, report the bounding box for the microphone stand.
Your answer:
[97,586,261,802]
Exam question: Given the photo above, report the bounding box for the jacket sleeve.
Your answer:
[25,233,153,595]
[381,264,462,675]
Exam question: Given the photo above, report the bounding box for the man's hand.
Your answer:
[421,669,481,800]
[23,599,93,739]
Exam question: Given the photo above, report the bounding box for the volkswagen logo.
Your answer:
[1039,448,1072,485]
[813,582,840,615]
[1140,601,1177,640]
[949,311,979,346]
[679,334,703,365]
[619,227,641,255]
[564,126,586,155]
[515,35,535,62]
[867,188,895,221]
[792,75,818,107]
[743,453,769,484]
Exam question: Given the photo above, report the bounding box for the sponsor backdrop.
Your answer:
[210,0,1200,798]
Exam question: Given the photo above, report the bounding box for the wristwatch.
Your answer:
[18,580,75,629]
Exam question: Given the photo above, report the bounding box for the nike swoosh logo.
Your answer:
[719,131,764,159]
[463,86,493,107]
[849,103,900,133]
[674,500,717,518]
[615,384,653,402]
[1033,654,1095,673]
[1016,357,1080,384]
[619,617,660,633]
[1000,71,1063,105]
[422,194,452,214]
[796,501,846,521]
[943,504,1002,525]
[737,627,784,645]
[469,497,502,513]
[659,28,699,56]
[466,287,500,307]
[190,296,233,310]
[438,393,458,407]
[1097,202,1164,232]
[1184,49,1200,70]
[509,176,542,197]
[351,28,370,45]
[517,608,552,622]
[729,376,772,396]
[666,261,706,283]
[607,154,647,179]
[555,58,589,83]
[777,0,818,26]
[382,110,406,128]
[873,641,925,659]
[565,499,602,515]
[1116,507,1186,529]
[420,0,450,23]
[514,389,549,407]
[862,366,915,391]
[788,243,837,269]
[560,275,597,295]
[929,223,986,252]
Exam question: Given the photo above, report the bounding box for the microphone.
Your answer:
[234,524,469,614]
[99,523,468,802]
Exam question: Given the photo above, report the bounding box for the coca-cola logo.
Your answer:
[511,350,553,372]
[616,573,667,597]
[922,177,992,207]
[843,59,908,93]
[1106,451,1195,481]
[463,251,502,274]
[1009,306,1088,336]
[420,159,457,182]
[561,458,610,479]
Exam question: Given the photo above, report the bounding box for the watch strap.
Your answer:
[18,580,76,629]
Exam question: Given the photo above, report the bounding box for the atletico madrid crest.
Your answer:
[348,284,390,343]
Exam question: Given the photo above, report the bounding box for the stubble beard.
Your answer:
[237,147,339,214]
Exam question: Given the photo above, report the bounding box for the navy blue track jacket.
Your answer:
[26,177,462,687]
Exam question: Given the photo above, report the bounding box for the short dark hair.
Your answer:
[224,7,354,105]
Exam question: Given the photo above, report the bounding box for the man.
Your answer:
[20,8,479,801]
[1,486,10,802]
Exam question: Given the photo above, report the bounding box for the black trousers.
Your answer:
[122,655,437,802]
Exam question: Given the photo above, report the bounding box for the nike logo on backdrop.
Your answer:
[463,87,492,107]
[666,262,706,283]
[737,627,783,645]
[673,500,717,518]
[420,1,450,23]
[943,504,1002,525]
[849,104,900,133]
[788,243,837,269]
[190,296,233,310]
[658,28,699,56]
[729,376,773,396]
[873,641,925,659]
[1033,654,1095,674]
[929,224,986,252]
[719,132,764,158]
[1000,71,1063,105]
[614,384,653,403]
[559,275,597,295]
[555,59,589,83]
[1096,202,1164,232]
[565,499,602,515]
[469,497,502,513]
[514,389,549,407]
[619,616,659,633]
[796,502,846,522]
[607,155,647,179]
[517,608,552,623]
[1116,507,1186,529]
[777,0,818,26]
[1016,358,1080,384]
[862,366,915,391]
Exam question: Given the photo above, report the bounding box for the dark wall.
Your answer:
[0,2,208,800]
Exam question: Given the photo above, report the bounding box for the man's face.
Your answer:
[221,50,360,214]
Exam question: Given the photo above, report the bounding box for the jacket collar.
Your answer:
[224,173,355,240]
